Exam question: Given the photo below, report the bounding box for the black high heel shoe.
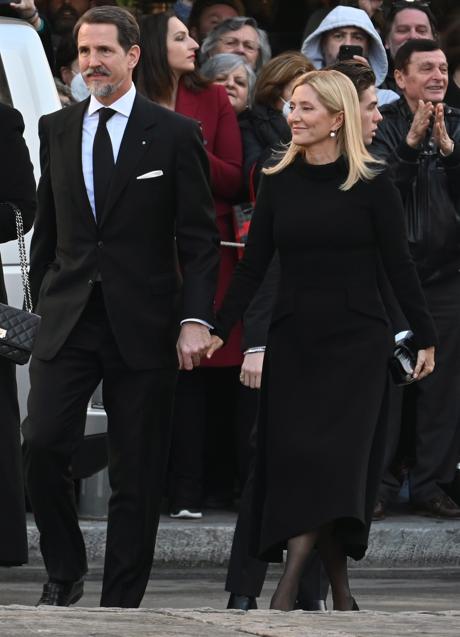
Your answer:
[351,598,360,611]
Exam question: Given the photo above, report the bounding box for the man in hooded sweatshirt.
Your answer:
[301,5,399,106]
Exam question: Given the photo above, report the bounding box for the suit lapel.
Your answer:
[57,98,94,225]
[100,94,158,226]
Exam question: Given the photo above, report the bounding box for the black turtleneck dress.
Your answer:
[216,156,437,562]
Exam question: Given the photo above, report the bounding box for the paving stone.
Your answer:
[0,607,459,637]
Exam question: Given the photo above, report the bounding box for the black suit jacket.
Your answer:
[30,92,219,369]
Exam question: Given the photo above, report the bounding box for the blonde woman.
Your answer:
[207,70,436,611]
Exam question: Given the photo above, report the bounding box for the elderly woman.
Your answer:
[200,16,271,73]
[207,69,436,611]
[201,52,256,115]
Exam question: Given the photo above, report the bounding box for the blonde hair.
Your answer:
[263,69,380,191]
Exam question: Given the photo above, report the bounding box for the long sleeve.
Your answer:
[370,172,437,349]
[215,174,276,341]
[206,87,242,204]
[174,120,220,324]
[29,115,57,309]
[0,107,36,243]
[242,253,280,349]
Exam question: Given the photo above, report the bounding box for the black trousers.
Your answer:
[169,367,258,510]
[380,274,460,502]
[225,421,329,602]
[23,285,176,607]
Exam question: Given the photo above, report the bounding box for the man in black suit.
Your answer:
[22,6,220,608]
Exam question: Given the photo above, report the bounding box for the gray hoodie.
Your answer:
[301,6,399,106]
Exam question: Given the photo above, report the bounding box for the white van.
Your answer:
[1,18,107,470]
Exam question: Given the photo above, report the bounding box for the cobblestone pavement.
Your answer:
[0,607,459,637]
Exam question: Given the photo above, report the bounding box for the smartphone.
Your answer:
[337,45,364,61]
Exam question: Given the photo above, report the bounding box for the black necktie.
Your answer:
[93,107,116,222]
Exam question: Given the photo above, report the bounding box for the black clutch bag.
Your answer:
[0,203,40,365]
[389,334,417,387]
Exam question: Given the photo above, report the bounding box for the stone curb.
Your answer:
[25,514,460,569]
[1,606,460,636]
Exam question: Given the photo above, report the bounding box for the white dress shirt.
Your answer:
[82,83,136,220]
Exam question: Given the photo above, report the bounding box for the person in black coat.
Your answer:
[207,68,436,611]
[0,103,36,566]
[22,7,219,608]
[371,39,460,518]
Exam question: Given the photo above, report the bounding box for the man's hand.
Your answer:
[206,334,224,359]
[406,100,434,148]
[433,103,454,156]
[176,322,212,370]
[10,0,37,16]
[239,351,264,389]
[413,346,435,381]
[352,55,370,68]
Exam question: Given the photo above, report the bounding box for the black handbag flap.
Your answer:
[0,303,41,352]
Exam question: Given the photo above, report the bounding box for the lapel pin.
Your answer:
[142,140,146,145]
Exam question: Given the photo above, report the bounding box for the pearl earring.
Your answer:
[329,130,336,138]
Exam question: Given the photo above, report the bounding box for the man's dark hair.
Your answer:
[394,38,441,72]
[328,60,376,100]
[73,6,140,52]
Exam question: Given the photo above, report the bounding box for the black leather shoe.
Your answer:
[412,494,460,518]
[37,579,84,606]
[295,598,327,611]
[227,593,257,610]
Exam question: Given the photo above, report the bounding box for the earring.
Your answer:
[329,130,337,138]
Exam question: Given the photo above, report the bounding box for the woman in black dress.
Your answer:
[0,103,36,566]
[207,69,436,611]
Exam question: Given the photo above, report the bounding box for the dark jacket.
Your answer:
[30,93,219,369]
[371,96,460,285]
[0,103,36,566]
[239,104,291,193]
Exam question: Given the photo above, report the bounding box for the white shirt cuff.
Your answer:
[180,318,214,330]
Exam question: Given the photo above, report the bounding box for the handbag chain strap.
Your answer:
[7,202,33,313]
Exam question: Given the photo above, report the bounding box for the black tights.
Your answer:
[270,523,353,611]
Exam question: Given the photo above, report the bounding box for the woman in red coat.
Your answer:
[137,11,244,517]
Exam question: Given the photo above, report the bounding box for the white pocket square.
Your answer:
[136,170,164,180]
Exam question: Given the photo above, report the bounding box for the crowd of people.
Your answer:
[1,0,460,613]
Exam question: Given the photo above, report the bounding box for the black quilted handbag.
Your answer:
[0,203,40,365]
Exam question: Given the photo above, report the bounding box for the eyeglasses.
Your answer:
[219,36,260,53]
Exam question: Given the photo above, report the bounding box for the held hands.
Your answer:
[412,346,435,381]
[176,322,212,370]
[206,335,224,359]
[239,351,265,389]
